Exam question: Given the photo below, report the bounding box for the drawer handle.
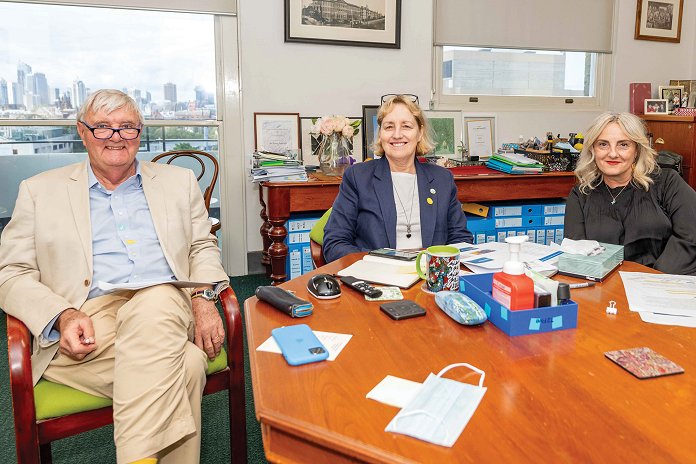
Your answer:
[655,137,665,145]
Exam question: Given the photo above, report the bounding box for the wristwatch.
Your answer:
[191,288,217,302]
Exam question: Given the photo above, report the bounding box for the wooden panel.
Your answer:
[642,115,696,188]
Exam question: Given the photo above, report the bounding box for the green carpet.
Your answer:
[0,273,271,464]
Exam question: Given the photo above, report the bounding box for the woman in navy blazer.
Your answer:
[323,95,473,263]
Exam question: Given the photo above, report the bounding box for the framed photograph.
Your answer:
[285,0,401,49]
[670,79,696,107]
[462,114,497,160]
[253,112,301,154]
[362,105,380,159]
[300,116,363,166]
[635,0,683,43]
[423,111,463,160]
[644,99,669,115]
[659,85,684,112]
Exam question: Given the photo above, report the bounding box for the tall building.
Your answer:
[11,82,23,106]
[164,82,177,104]
[16,61,32,107]
[72,80,87,109]
[33,72,50,106]
[0,79,8,106]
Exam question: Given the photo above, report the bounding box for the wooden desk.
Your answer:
[245,256,695,463]
[259,172,575,283]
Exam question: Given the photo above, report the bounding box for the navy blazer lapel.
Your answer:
[416,162,437,247]
[67,161,93,275]
[373,157,397,248]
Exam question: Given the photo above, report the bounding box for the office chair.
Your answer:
[6,287,247,464]
[151,150,221,233]
[308,208,332,268]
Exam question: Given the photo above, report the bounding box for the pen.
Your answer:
[569,282,596,289]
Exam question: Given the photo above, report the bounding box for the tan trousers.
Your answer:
[43,285,208,464]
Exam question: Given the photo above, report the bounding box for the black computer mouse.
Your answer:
[307,274,341,299]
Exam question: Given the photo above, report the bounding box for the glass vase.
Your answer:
[318,132,351,176]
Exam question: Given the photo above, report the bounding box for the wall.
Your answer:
[238,0,696,261]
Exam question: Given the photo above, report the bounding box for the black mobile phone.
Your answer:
[380,300,426,320]
[368,248,419,262]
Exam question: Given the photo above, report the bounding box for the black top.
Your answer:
[564,168,696,275]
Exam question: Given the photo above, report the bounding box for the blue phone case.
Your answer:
[271,324,329,366]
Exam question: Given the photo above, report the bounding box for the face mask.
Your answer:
[384,363,486,447]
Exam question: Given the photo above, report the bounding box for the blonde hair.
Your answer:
[373,95,434,156]
[575,112,658,193]
[76,89,144,125]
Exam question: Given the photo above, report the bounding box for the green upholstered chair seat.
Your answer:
[34,348,228,420]
[309,208,332,246]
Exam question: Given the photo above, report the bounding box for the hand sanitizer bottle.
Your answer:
[492,236,535,310]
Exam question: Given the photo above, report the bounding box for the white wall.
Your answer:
[238,0,696,259]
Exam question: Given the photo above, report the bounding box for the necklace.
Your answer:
[605,183,629,205]
[393,174,417,238]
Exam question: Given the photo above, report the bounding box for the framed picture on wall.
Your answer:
[644,99,669,115]
[362,105,380,159]
[253,112,301,154]
[423,111,462,160]
[300,116,363,166]
[284,0,402,49]
[635,0,683,43]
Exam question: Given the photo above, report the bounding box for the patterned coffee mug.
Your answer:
[416,245,460,292]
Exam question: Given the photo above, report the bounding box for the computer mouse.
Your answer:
[307,274,341,299]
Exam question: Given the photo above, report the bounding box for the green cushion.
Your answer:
[309,208,332,246]
[34,348,228,420]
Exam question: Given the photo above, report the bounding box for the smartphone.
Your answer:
[380,300,426,320]
[271,324,329,366]
[368,248,419,262]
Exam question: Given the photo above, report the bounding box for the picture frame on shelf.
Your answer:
[669,79,696,107]
[253,112,301,153]
[462,114,497,160]
[635,0,683,43]
[284,0,401,49]
[644,99,669,115]
[300,116,363,166]
[659,85,684,112]
[423,111,463,160]
[362,105,380,159]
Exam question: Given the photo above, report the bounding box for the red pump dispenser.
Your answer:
[492,236,535,310]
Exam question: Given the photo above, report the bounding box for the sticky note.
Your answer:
[500,307,508,321]
[528,318,541,331]
[484,303,491,317]
[552,315,563,329]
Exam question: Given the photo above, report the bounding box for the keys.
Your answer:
[339,276,383,299]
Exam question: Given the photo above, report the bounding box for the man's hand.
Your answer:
[191,298,225,360]
[56,308,98,360]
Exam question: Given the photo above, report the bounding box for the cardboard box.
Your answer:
[460,273,578,336]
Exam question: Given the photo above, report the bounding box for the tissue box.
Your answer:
[557,242,624,282]
[459,273,578,336]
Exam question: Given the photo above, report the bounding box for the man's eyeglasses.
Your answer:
[79,120,142,140]
[381,94,419,105]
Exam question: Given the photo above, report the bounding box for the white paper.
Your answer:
[98,280,212,292]
[639,311,696,328]
[466,119,494,159]
[366,375,424,408]
[620,272,696,317]
[338,260,420,288]
[452,241,561,273]
[256,330,352,362]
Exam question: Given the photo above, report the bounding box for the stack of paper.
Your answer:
[453,241,560,275]
[249,151,308,183]
[620,272,696,328]
[486,153,544,174]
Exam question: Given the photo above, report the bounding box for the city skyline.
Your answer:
[0,2,216,105]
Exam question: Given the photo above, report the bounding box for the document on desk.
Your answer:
[98,280,213,292]
[451,241,561,275]
[338,259,420,288]
[620,272,696,319]
[257,330,352,361]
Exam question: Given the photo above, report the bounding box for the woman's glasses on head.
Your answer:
[381,94,419,105]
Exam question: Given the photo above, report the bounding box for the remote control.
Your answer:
[339,276,383,298]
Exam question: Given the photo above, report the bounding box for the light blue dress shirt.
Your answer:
[42,161,175,341]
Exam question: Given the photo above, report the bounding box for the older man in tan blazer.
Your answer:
[0,89,228,464]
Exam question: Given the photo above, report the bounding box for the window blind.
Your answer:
[434,0,613,53]
[4,0,236,15]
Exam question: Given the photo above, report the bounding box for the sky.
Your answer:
[0,3,216,102]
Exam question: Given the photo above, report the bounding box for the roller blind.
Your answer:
[434,0,613,53]
[3,0,236,15]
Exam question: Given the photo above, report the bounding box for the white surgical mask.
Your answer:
[385,363,486,447]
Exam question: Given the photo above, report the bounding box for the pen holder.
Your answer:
[460,274,578,336]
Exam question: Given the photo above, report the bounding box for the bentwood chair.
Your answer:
[6,287,247,464]
[308,208,332,268]
[151,150,221,234]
